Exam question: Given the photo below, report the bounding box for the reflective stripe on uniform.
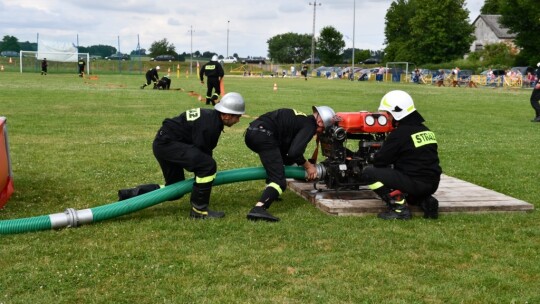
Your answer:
[368,181,384,190]
[192,207,208,215]
[267,182,283,195]
[411,131,437,148]
[293,109,307,116]
[196,174,216,184]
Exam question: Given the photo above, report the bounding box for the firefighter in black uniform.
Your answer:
[140,66,160,89]
[200,55,225,105]
[244,106,336,222]
[361,90,442,220]
[301,65,309,80]
[78,57,86,77]
[117,92,246,219]
[530,62,540,122]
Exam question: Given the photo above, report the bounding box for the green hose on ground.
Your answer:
[0,166,307,235]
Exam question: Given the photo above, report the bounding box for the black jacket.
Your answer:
[200,60,224,80]
[146,68,160,81]
[160,108,224,156]
[256,108,317,165]
[373,111,441,184]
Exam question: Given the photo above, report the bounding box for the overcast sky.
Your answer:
[0,0,484,58]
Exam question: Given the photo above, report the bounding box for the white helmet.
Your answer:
[379,90,416,121]
[215,92,245,115]
[156,66,161,70]
[537,62,540,67]
[212,55,218,61]
[312,106,336,128]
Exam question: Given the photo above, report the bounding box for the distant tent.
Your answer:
[0,117,14,208]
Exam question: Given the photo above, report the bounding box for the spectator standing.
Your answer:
[199,55,225,106]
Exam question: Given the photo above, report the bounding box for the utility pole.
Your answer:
[227,20,230,58]
[309,1,321,71]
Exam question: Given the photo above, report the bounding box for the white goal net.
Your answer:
[19,51,90,74]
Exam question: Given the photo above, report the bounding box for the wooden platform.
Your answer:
[287,174,534,216]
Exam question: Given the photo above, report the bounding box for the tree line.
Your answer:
[1,0,538,66]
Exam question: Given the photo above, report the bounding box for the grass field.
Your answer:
[1,71,539,303]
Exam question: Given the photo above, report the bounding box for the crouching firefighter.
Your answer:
[244,106,335,222]
[361,90,442,220]
[117,92,246,219]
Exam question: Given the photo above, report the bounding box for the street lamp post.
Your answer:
[227,20,230,58]
[352,0,356,81]
[309,1,321,71]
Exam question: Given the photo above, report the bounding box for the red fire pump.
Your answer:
[315,111,394,191]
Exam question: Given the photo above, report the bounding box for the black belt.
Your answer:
[247,126,273,136]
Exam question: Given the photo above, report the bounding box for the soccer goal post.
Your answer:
[385,62,410,83]
[19,51,90,74]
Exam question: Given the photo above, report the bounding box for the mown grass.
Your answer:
[0,72,539,303]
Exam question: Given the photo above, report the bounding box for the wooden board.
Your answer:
[287,174,534,216]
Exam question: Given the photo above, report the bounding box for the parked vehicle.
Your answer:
[106,53,130,61]
[151,55,176,62]
[219,56,237,64]
[241,57,266,64]
[301,57,320,64]
[0,51,19,57]
[362,58,381,64]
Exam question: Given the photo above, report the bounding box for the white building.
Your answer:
[470,15,516,53]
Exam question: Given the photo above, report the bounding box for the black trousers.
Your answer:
[152,129,217,185]
[206,77,221,103]
[244,127,287,192]
[145,72,156,85]
[530,88,540,117]
[362,167,439,203]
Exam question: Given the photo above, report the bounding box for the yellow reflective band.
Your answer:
[293,109,307,117]
[159,185,165,188]
[407,105,415,113]
[381,97,391,108]
[196,174,216,184]
[368,182,384,190]
[206,65,216,70]
[395,199,405,205]
[411,131,437,148]
[268,182,283,195]
[186,108,201,121]
[192,207,208,216]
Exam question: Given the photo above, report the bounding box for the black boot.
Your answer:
[531,116,540,122]
[420,196,439,219]
[378,203,412,220]
[247,206,280,222]
[118,184,160,201]
[372,187,412,220]
[140,84,147,89]
[189,182,224,219]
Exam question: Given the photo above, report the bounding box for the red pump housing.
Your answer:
[336,111,393,134]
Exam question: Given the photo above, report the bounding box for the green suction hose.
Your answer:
[0,166,307,235]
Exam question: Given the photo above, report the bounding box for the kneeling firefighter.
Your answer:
[117,92,246,219]
[361,90,442,220]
